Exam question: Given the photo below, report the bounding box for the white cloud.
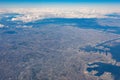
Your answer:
[0,7,120,22]
[0,24,4,28]
[16,25,32,28]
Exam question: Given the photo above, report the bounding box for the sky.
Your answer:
[0,0,120,4]
[0,0,120,8]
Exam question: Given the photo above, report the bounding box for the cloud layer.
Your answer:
[0,7,120,22]
[0,24,4,28]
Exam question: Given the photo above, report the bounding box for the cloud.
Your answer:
[0,24,4,28]
[0,7,120,22]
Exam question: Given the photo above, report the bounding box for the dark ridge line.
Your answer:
[96,37,120,47]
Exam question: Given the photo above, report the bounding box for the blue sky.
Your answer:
[0,0,120,8]
[0,0,120,3]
